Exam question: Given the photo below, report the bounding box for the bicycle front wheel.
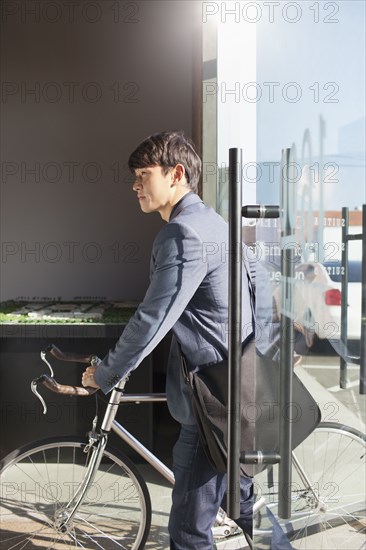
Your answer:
[0,436,152,549]
[254,422,366,549]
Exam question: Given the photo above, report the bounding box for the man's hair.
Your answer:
[128,130,201,193]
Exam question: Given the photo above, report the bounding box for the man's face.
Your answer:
[132,166,174,215]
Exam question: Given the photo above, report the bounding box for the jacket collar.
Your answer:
[169,192,203,222]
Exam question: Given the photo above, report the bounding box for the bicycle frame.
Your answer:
[57,383,172,531]
[112,391,320,515]
[112,418,175,485]
[57,380,264,539]
[104,385,175,484]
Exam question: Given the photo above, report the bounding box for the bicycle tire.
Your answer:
[0,436,152,549]
[254,422,366,549]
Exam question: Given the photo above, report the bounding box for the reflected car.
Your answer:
[268,259,362,353]
[322,260,362,353]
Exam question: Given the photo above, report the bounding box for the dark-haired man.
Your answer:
[82,130,254,549]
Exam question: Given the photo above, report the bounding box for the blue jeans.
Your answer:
[168,424,253,550]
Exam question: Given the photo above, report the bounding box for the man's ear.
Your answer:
[171,164,186,186]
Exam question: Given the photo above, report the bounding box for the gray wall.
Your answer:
[1,0,198,302]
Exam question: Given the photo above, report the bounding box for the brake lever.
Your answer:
[31,377,48,414]
[32,351,55,414]
[32,350,100,414]
[40,350,54,377]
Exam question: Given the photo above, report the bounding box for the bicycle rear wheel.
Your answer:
[0,436,152,549]
[254,422,366,549]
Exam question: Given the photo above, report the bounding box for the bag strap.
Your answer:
[242,249,256,330]
[178,341,191,386]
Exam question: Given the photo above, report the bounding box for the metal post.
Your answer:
[227,148,242,520]
[278,148,295,519]
[360,205,366,394]
[340,207,349,389]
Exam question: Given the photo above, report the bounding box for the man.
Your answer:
[82,130,254,549]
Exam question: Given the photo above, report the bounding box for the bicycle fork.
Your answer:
[55,384,124,533]
[54,433,108,532]
[292,452,327,512]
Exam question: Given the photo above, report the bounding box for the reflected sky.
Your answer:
[256,0,365,160]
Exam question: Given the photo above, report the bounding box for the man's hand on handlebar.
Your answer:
[82,366,100,389]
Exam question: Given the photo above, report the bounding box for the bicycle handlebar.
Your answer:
[46,344,95,364]
[34,374,98,396]
[31,345,101,413]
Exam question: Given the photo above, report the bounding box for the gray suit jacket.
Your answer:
[95,192,256,424]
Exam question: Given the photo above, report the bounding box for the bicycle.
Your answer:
[253,423,366,549]
[0,345,365,549]
[0,345,249,550]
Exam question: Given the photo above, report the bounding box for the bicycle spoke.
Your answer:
[1,496,55,530]
[67,465,145,531]
[0,439,151,549]
[75,515,131,549]
[67,529,88,548]
[255,423,366,549]
[1,524,61,550]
